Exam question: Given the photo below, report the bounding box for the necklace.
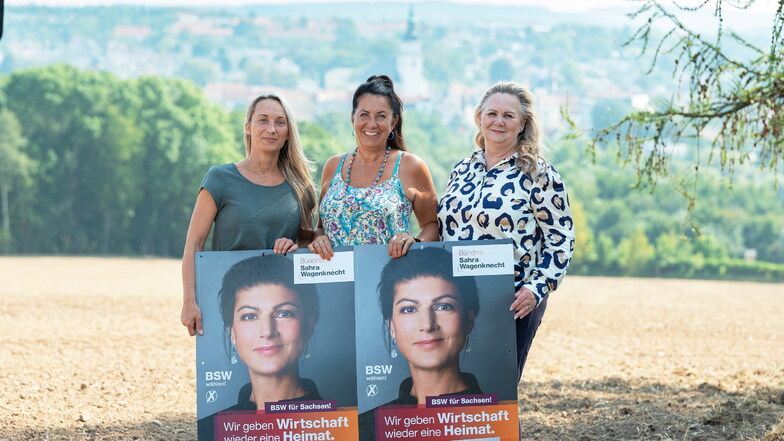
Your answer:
[239,162,274,179]
[344,146,391,212]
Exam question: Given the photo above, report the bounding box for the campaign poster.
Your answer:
[354,240,519,441]
[196,249,358,441]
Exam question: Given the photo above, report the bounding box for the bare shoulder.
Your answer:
[398,151,435,194]
[321,154,345,178]
[324,153,345,169]
[399,151,430,173]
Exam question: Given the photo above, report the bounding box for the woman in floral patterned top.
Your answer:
[438,82,575,379]
[309,75,438,259]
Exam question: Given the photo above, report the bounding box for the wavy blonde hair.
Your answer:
[244,93,316,231]
[473,82,546,175]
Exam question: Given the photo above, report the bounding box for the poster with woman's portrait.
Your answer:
[195,249,358,441]
[354,241,519,441]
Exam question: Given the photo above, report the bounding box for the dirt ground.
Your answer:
[0,256,781,441]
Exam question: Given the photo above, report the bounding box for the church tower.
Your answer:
[396,6,428,99]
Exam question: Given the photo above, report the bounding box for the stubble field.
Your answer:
[0,257,782,440]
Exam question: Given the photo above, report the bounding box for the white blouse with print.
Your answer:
[438,151,575,305]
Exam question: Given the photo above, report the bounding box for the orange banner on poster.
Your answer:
[214,410,358,441]
[374,403,518,441]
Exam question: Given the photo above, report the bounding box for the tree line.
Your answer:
[1,65,782,281]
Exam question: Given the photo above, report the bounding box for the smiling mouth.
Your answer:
[363,131,379,136]
[253,345,283,354]
[414,339,443,348]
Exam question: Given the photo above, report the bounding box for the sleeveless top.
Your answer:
[319,152,412,246]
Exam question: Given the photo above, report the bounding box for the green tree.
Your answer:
[129,76,238,255]
[617,226,655,276]
[85,104,144,254]
[0,109,31,253]
[4,65,127,253]
[569,201,595,272]
[567,0,784,196]
[2,65,238,255]
[489,57,515,83]
[179,59,218,87]
[299,120,345,185]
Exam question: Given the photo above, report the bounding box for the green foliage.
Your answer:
[2,62,782,284]
[654,257,784,282]
[489,57,515,83]
[178,59,219,87]
[0,108,31,253]
[569,201,596,270]
[617,226,656,276]
[567,0,784,197]
[299,120,345,185]
[402,110,473,193]
[560,135,784,281]
[1,65,238,255]
[423,44,469,85]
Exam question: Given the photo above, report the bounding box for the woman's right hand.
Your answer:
[181,300,203,336]
[308,234,334,260]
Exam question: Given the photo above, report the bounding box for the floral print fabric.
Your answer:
[320,153,412,246]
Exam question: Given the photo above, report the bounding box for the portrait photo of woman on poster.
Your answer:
[358,247,484,440]
[198,254,321,439]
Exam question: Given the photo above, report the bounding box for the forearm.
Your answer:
[181,238,206,303]
[415,221,439,242]
[519,236,573,304]
[524,164,574,303]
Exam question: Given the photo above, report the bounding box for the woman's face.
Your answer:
[245,99,289,154]
[230,283,308,377]
[389,276,473,372]
[478,93,525,150]
[352,93,398,150]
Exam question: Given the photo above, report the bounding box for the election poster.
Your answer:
[354,240,519,441]
[195,249,358,441]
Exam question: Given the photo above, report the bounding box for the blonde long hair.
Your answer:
[244,93,316,231]
[473,82,546,175]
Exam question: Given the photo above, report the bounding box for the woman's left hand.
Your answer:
[273,237,299,254]
[388,232,417,259]
[510,286,537,319]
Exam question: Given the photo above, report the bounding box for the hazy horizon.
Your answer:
[5,0,781,14]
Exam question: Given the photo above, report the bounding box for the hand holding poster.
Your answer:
[194,242,518,441]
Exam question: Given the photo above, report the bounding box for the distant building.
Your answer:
[171,14,233,36]
[395,6,429,101]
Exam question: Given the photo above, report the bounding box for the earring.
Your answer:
[230,345,238,365]
[465,335,471,353]
[304,342,311,359]
[352,129,356,137]
[387,131,395,141]
[391,338,398,358]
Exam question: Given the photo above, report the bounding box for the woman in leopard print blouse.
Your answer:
[437,81,575,379]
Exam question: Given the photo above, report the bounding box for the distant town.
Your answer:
[1,3,677,135]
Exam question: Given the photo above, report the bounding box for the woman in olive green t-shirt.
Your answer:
[180,92,317,337]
